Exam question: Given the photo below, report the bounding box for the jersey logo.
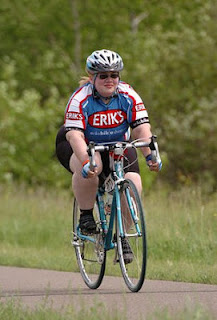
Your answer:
[65,111,84,121]
[88,110,127,128]
[134,103,146,112]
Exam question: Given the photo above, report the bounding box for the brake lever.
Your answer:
[88,141,96,171]
[149,135,157,163]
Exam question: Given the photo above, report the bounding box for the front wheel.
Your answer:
[72,198,106,289]
[116,179,147,292]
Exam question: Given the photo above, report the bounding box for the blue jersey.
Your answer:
[64,81,149,143]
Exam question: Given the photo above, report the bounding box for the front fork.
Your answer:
[115,178,142,237]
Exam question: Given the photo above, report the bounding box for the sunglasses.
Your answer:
[98,73,119,80]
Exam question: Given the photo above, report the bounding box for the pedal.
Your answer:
[71,240,83,247]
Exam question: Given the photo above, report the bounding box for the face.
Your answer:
[93,72,119,98]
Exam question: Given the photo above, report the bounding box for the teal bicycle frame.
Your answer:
[77,154,142,252]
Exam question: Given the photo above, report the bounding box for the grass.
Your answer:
[0,298,215,320]
[144,186,217,283]
[147,305,216,320]
[0,298,126,320]
[0,183,217,284]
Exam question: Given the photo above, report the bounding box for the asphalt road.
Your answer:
[0,266,216,319]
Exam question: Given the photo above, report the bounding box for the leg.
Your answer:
[69,152,103,210]
[120,172,142,232]
[125,172,142,196]
[124,146,142,196]
[56,125,73,172]
[70,152,103,233]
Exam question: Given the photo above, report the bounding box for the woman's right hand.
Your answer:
[82,160,98,178]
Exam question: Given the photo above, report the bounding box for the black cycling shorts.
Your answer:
[55,125,140,175]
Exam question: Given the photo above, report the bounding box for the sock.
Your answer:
[80,209,93,217]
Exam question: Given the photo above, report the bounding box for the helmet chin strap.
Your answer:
[93,88,118,100]
[93,73,119,100]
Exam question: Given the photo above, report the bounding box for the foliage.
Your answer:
[0,61,70,187]
[0,0,216,189]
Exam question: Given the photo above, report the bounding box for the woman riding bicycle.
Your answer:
[56,49,162,238]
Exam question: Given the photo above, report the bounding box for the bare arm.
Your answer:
[132,123,161,172]
[132,123,152,158]
[66,129,98,178]
[66,129,89,165]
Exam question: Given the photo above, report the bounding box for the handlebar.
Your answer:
[88,135,161,170]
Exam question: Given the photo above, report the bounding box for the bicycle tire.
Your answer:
[72,198,106,289]
[116,179,147,292]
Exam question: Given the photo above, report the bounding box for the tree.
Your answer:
[0,0,216,189]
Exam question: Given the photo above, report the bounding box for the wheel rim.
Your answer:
[117,180,147,292]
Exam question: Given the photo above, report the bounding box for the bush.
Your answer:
[0,59,70,188]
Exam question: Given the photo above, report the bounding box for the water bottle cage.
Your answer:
[104,173,115,194]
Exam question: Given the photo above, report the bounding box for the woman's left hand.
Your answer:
[146,154,162,172]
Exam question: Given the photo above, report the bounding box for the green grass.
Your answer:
[0,298,126,320]
[0,298,215,320]
[147,305,216,320]
[0,184,217,284]
[144,186,217,283]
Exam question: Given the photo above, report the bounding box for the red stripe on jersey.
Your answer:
[118,90,137,121]
[64,86,84,123]
[79,93,92,129]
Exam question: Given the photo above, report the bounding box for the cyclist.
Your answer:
[56,49,162,259]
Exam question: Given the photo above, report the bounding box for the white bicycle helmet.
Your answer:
[86,49,124,74]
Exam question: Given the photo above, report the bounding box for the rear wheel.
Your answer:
[72,198,106,289]
[116,179,147,292]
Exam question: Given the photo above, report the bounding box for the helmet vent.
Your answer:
[100,54,106,61]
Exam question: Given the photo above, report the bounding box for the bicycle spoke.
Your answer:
[72,199,106,289]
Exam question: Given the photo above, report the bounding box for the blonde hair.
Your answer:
[79,71,93,87]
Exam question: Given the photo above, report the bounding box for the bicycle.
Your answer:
[71,136,161,292]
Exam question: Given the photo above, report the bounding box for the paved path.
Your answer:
[0,266,217,319]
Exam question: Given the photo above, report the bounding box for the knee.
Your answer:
[125,172,142,195]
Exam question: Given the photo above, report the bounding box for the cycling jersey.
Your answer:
[64,81,149,143]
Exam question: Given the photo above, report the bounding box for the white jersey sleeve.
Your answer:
[64,84,92,130]
[118,82,149,125]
